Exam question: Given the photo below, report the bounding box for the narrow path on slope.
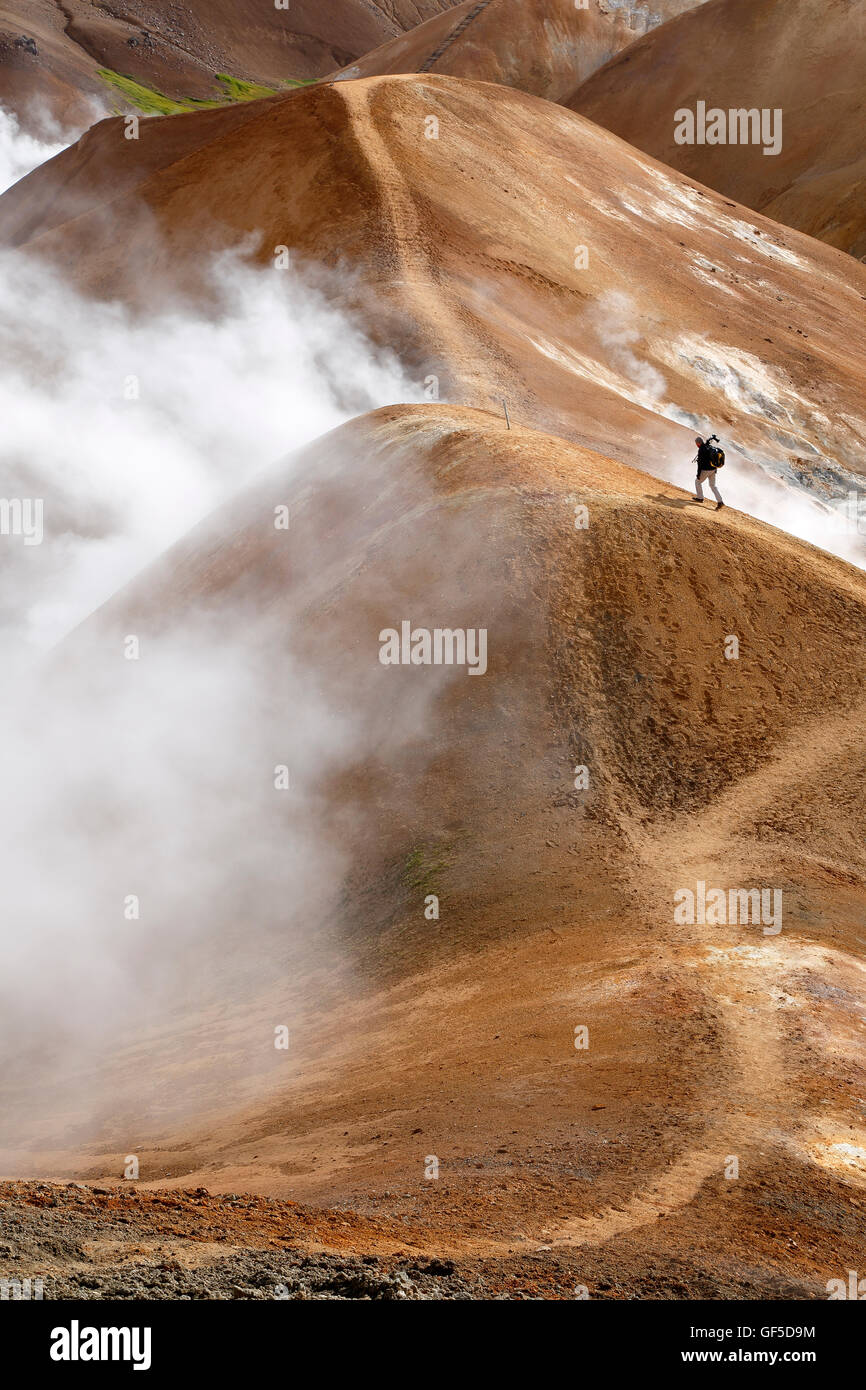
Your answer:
[419,0,496,72]
[346,689,866,1265]
[335,77,494,405]
[544,687,866,1250]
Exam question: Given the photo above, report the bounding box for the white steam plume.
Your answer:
[650,418,866,570]
[0,126,428,1155]
[0,248,421,665]
[0,107,73,194]
[589,290,667,405]
[587,293,866,569]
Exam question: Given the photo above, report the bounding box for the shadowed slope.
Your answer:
[326,0,711,101]
[567,0,866,259]
[0,0,463,128]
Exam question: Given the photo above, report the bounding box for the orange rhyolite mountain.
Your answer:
[0,16,864,1296]
[1,73,865,504]
[326,0,711,101]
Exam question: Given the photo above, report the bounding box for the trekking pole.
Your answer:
[502,399,511,430]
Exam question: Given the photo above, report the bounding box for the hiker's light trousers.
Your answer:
[696,469,723,503]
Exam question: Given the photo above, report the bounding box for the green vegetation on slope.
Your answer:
[403,843,451,898]
[215,74,281,102]
[97,69,315,117]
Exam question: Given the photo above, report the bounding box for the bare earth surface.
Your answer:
[0,0,463,127]
[2,74,866,507]
[0,3,864,1303]
[326,0,710,101]
[1,406,864,1297]
[0,1171,855,1300]
[567,0,866,259]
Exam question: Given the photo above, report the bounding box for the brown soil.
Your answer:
[2,74,865,500]
[1,406,864,1296]
[0,0,463,128]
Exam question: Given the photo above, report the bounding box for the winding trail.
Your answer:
[545,691,866,1249]
[364,689,865,1264]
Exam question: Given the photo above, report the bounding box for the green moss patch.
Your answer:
[96,68,308,118]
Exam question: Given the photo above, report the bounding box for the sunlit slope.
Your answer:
[326,0,710,100]
[86,401,866,834]
[2,74,865,509]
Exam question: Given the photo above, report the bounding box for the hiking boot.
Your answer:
[716,501,725,511]
[692,495,703,502]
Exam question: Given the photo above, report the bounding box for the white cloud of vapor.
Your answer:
[589,290,668,406]
[650,416,866,570]
[0,120,429,1153]
[0,107,71,194]
[0,247,420,661]
[0,105,861,1170]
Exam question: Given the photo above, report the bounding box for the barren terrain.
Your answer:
[568,0,866,258]
[0,0,863,1304]
[1,407,864,1296]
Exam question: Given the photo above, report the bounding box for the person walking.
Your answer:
[692,434,725,511]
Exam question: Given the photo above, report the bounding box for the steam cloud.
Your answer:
[0,248,420,661]
[0,107,73,194]
[0,121,428,1156]
[652,419,866,570]
[589,290,866,570]
[590,291,668,405]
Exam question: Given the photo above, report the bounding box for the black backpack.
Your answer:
[705,434,726,468]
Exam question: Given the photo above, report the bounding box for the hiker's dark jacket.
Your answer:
[696,442,718,471]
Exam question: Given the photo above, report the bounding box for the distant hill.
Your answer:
[3,72,865,511]
[0,0,464,129]
[567,0,866,258]
[326,0,712,102]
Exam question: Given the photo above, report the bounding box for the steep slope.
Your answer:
[326,0,710,101]
[2,72,865,524]
[567,0,866,259]
[0,0,462,130]
[2,404,864,1294]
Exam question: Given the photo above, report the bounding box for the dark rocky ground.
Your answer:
[0,1178,837,1300]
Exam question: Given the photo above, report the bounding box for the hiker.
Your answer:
[692,434,725,510]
